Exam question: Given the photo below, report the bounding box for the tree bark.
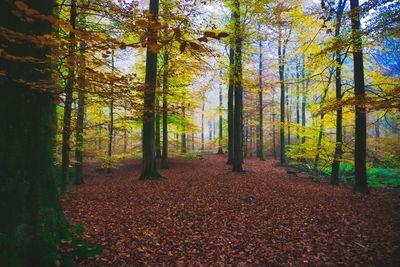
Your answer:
[278,28,286,165]
[181,107,187,153]
[218,74,224,154]
[155,96,161,158]
[201,102,205,151]
[258,34,266,160]
[161,51,169,169]
[232,0,244,172]
[140,0,161,180]
[74,38,86,184]
[0,0,67,264]
[107,49,115,173]
[227,43,235,163]
[350,0,368,192]
[330,0,345,185]
[61,0,77,194]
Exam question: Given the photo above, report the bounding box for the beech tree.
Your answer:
[0,0,66,265]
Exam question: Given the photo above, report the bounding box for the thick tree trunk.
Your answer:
[140,0,161,180]
[350,0,368,192]
[0,0,67,264]
[161,52,169,169]
[61,0,77,194]
[232,0,244,172]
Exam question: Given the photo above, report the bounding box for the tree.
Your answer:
[218,71,224,154]
[0,0,66,265]
[61,0,77,194]
[258,25,266,161]
[330,0,346,185]
[232,0,244,172]
[227,44,235,163]
[140,0,162,180]
[161,51,169,169]
[350,0,368,192]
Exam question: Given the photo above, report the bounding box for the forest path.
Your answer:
[62,154,400,266]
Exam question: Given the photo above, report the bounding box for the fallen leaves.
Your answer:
[62,155,400,266]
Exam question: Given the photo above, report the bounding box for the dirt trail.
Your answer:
[62,154,400,266]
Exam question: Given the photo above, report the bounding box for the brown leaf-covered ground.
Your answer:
[62,155,400,266]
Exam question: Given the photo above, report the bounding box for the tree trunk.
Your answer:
[227,43,235,163]
[301,57,307,144]
[107,50,115,173]
[218,75,223,154]
[278,28,286,165]
[155,96,161,158]
[181,107,187,153]
[350,0,368,192]
[330,0,345,185]
[296,61,300,143]
[201,102,205,151]
[140,0,161,180]
[74,38,86,185]
[258,35,266,160]
[232,0,244,172]
[161,52,169,169]
[61,0,77,194]
[0,0,67,264]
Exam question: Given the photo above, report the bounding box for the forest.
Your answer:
[0,0,399,265]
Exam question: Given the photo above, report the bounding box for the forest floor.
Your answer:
[62,154,400,266]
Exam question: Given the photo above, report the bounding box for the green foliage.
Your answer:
[179,152,204,159]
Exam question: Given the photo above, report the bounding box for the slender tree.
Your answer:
[258,27,266,161]
[140,0,161,180]
[218,72,224,154]
[61,0,77,194]
[155,96,161,158]
[107,49,115,173]
[181,106,187,153]
[74,37,86,184]
[161,51,169,169]
[330,0,346,185]
[201,101,205,151]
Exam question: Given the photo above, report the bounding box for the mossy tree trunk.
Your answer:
[0,0,67,265]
